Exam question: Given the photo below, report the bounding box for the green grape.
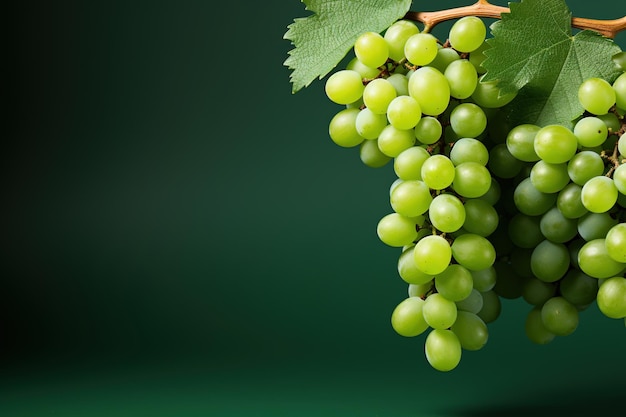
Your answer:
[451,233,496,271]
[522,277,557,306]
[421,155,455,190]
[577,212,618,241]
[324,70,364,105]
[605,223,626,263]
[328,108,364,148]
[363,78,397,114]
[398,246,435,285]
[444,59,478,99]
[360,139,392,168]
[449,138,489,166]
[578,238,626,279]
[478,179,501,206]
[530,240,570,282]
[613,51,626,71]
[507,213,543,249]
[514,177,557,216]
[377,124,416,157]
[574,116,608,147]
[404,33,439,66]
[384,20,420,62]
[414,116,443,145]
[471,267,496,292]
[435,264,474,302]
[413,235,452,275]
[452,162,491,198]
[354,31,389,69]
[559,269,599,307]
[506,124,541,162]
[387,95,422,130]
[390,180,432,217]
[541,296,579,336]
[468,41,489,74]
[539,207,578,243]
[613,164,626,194]
[408,66,450,116]
[462,199,498,237]
[533,124,578,164]
[408,282,433,298]
[613,72,626,109]
[450,311,488,351]
[391,296,429,337]
[596,276,626,319]
[449,103,487,138]
[530,160,569,194]
[556,183,588,219]
[567,151,605,186]
[429,193,466,233]
[448,16,486,53]
[470,78,518,108]
[488,143,524,179]
[581,176,618,213]
[386,73,410,96]
[597,112,621,135]
[618,133,626,157]
[476,290,501,323]
[429,47,461,73]
[355,107,388,139]
[578,77,616,115]
[425,329,462,372]
[455,289,484,314]
[394,146,430,180]
[346,57,381,79]
[377,212,418,247]
[525,306,556,345]
[422,293,458,330]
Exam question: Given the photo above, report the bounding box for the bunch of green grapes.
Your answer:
[323,14,626,372]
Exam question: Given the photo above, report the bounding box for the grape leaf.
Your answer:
[481,0,622,127]
[284,0,412,93]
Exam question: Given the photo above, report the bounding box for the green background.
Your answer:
[3,0,625,415]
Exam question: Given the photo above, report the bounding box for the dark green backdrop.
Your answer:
[3,1,625,416]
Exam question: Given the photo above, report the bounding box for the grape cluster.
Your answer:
[323,15,626,372]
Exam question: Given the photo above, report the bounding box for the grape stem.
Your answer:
[405,0,626,39]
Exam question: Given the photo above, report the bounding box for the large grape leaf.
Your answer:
[284,0,412,93]
[481,0,622,127]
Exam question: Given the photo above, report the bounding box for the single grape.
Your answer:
[377,124,416,157]
[470,78,518,108]
[387,95,422,130]
[325,70,364,105]
[525,306,556,345]
[556,183,588,219]
[386,73,409,96]
[448,16,486,53]
[476,290,501,323]
[541,296,579,336]
[462,199,498,237]
[581,176,618,214]
[578,238,626,279]
[455,289,484,314]
[613,72,626,109]
[377,212,418,247]
[530,240,570,282]
[354,31,389,69]
[530,160,569,194]
[471,267,496,292]
[507,213,543,249]
[391,297,429,337]
[384,20,420,62]
[360,139,392,168]
[450,138,489,166]
[429,47,461,73]
[408,66,450,116]
[413,116,442,145]
[567,151,605,186]
[421,155,455,190]
[506,124,541,162]
[577,212,618,241]
[559,269,599,307]
[450,311,488,351]
[451,233,496,271]
[452,162,491,198]
[363,78,397,114]
[578,77,616,115]
[398,246,435,285]
[488,143,524,179]
[468,41,489,74]
[613,164,626,194]
[539,206,578,243]
[394,146,430,180]
[435,264,474,302]
[391,180,432,217]
[423,292,458,331]
[413,235,452,275]
[346,57,381,79]
[613,51,626,71]
[522,277,557,306]
[408,282,432,298]
[596,276,626,319]
[449,103,487,138]
[328,108,364,147]
[444,59,478,99]
[404,33,439,66]
[355,107,388,140]
[425,329,462,372]
[513,177,557,216]
[605,223,626,263]
[534,124,578,164]
[429,193,466,233]
[574,116,608,147]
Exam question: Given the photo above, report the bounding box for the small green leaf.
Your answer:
[284,0,412,93]
[482,0,622,127]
